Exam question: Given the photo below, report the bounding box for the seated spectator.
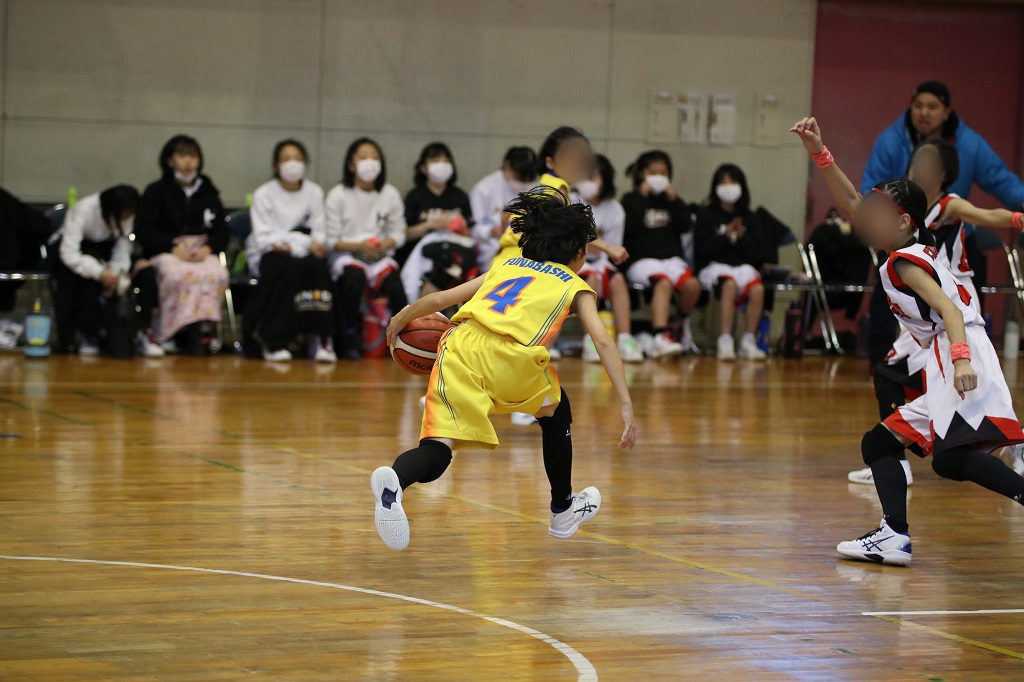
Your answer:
[399,142,477,302]
[577,154,643,363]
[469,146,537,271]
[52,185,139,356]
[324,137,407,359]
[135,135,229,355]
[696,164,789,361]
[621,150,702,359]
[0,187,50,344]
[808,208,873,321]
[243,139,335,363]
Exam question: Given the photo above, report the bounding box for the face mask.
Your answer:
[576,179,600,200]
[426,161,454,185]
[646,174,670,195]
[507,178,533,193]
[356,158,382,184]
[278,160,306,183]
[174,170,198,185]
[716,184,743,205]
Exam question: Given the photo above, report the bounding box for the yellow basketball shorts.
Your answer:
[420,321,562,449]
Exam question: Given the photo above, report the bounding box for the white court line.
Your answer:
[0,555,597,681]
[864,609,1024,616]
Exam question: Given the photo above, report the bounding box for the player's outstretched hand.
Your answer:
[789,117,824,155]
[953,359,977,400]
[386,306,414,348]
[618,405,638,450]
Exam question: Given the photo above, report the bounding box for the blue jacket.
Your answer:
[860,111,1024,210]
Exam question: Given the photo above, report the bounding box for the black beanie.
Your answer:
[913,81,951,107]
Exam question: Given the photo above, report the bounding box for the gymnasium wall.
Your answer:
[0,0,817,233]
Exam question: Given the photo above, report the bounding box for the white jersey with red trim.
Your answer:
[880,241,983,345]
[925,193,972,280]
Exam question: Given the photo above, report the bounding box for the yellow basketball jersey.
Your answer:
[453,255,594,347]
[496,173,570,252]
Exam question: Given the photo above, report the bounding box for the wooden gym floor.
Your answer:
[2,352,1024,681]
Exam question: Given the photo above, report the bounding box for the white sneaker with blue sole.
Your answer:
[837,519,911,566]
[548,487,602,539]
[371,466,409,551]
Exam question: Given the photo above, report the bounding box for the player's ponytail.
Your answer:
[505,187,597,265]
[873,178,929,244]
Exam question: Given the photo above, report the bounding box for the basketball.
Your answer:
[391,312,453,375]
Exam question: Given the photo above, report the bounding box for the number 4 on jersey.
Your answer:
[484,276,535,314]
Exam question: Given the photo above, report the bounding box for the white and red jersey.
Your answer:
[880,241,983,346]
[925,193,972,280]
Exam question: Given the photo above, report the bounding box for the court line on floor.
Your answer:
[864,609,1024,616]
[16,391,1022,665]
[0,555,597,682]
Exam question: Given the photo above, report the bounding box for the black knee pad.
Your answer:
[419,437,453,462]
[538,389,572,432]
[932,448,969,481]
[861,423,904,467]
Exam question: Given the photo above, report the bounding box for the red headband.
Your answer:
[870,187,917,228]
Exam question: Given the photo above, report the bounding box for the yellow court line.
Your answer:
[870,614,1024,660]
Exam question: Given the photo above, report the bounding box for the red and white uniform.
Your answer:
[579,199,625,300]
[880,242,1023,454]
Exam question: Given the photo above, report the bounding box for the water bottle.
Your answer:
[1004,320,1019,360]
[756,312,771,353]
[598,310,616,340]
[67,186,77,207]
[24,297,51,358]
[783,301,803,358]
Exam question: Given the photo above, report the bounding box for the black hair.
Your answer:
[506,187,596,265]
[593,154,617,201]
[536,126,587,176]
[626,150,673,188]
[413,141,457,188]
[708,163,751,215]
[99,184,140,236]
[910,137,960,192]
[272,139,309,179]
[159,135,203,179]
[873,178,931,246]
[342,137,386,191]
[504,146,537,182]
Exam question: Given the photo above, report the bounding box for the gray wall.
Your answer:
[0,0,816,231]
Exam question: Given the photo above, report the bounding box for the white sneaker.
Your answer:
[548,487,602,539]
[617,334,644,363]
[1012,443,1024,476]
[716,334,736,361]
[738,333,767,361]
[136,330,166,358]
[263,347,292,362]
[160,339,179,354]
[79,339,100,357]
[548,346,562,360]
[0,320,24,350]
[635,332,654,357]
[511,412,538,426]
[848,459,913,486]
[371,466,409,551]
[314,346,337,363]
[581,335,600,363]
[837,519,912,566]
[650,332,683,359]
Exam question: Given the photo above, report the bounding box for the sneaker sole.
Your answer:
[836,546,911,567]
[548,487,601,539]
[371,467,409,551]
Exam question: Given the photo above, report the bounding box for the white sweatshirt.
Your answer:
[323,183,406,263]
[245,178,325,275]
[470,170,519,270]
[587,198,626,263]
[58,192,132,280]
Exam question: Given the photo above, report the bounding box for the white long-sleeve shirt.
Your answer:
[324,183,406,262]
[470,170,519,271]
[58,192,132,280]
[587,198,626,264]
[245,179,325,275]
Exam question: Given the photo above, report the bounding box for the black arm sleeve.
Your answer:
[135,184,175,258]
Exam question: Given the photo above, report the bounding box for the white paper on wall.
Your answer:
[677,91,707,144]
[647,91,680,143]
[708,93,737,146]
[755,93,783,147]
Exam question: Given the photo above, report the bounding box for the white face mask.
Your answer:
[174,170,198,185]
[716,183,743,205]
[278,160,306,184]
[356,158,382,184]
[576,179,600,200]
[507,177,533,193]
[426,161,454,185]
[645,174,670,195]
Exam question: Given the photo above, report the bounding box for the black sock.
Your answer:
[538,389,573,513]
[944,449,1024,504]
[392,439,453,490]
[652,327,668,336]
[870,455,910,533]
